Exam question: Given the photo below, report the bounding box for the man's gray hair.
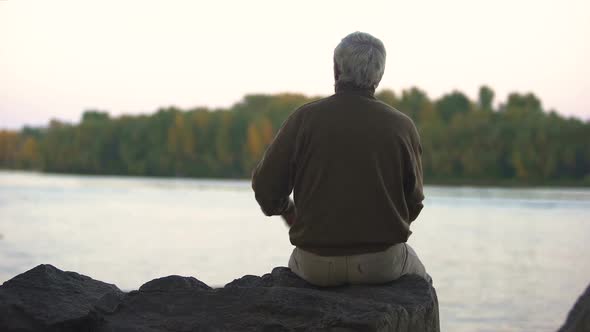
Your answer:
[334,32,386,89]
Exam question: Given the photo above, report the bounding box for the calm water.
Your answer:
[0,170,589,331]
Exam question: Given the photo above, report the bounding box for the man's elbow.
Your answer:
[259,204,275,217]
[255,196,274,216]
[408,202,424,222]
[255,195,288,217]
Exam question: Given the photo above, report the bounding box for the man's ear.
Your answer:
[333,61,340,81]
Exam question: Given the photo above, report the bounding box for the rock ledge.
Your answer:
[0,264,440,332]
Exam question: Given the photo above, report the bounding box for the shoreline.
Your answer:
[1,168,589,188]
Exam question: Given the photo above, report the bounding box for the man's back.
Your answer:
[252,84,424,256]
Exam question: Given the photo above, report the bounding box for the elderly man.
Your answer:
[252,32,429,287]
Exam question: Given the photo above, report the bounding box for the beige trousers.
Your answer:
[288,243,430,287]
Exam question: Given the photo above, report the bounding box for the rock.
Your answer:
[0,264,123,332]
[139,275,211,292]
[0,265,440,332]
[226,266,314,288]
[559,283,590,332]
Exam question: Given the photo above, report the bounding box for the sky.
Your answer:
[1,0,589,129]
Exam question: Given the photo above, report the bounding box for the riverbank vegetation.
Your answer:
[1,86,589,186]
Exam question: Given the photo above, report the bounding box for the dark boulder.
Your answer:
[559,283,590,332]
[0,265,440,332]
[139,275,211,292]
[0,264,122,332]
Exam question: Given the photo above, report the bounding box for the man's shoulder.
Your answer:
[371,100,417,128]
[283,96,340,124]
[293,95,337,113]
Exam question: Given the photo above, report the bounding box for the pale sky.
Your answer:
[1,0,589,129]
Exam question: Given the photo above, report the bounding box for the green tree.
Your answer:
[2,88,588,186]
[478,85,495,111]
[435,91,471,122]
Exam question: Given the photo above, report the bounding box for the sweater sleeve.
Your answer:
[405,124,425,222]
[251,112,300,216]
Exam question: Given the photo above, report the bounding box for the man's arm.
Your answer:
[251,112,300,216]
[405,125,425,222]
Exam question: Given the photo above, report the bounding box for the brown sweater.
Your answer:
[252,84,424,256]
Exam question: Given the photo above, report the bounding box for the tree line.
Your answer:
[1,86,589,186]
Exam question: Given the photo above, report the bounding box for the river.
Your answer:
[0,170,589,331]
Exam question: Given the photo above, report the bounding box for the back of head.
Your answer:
[333,32,386,89]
